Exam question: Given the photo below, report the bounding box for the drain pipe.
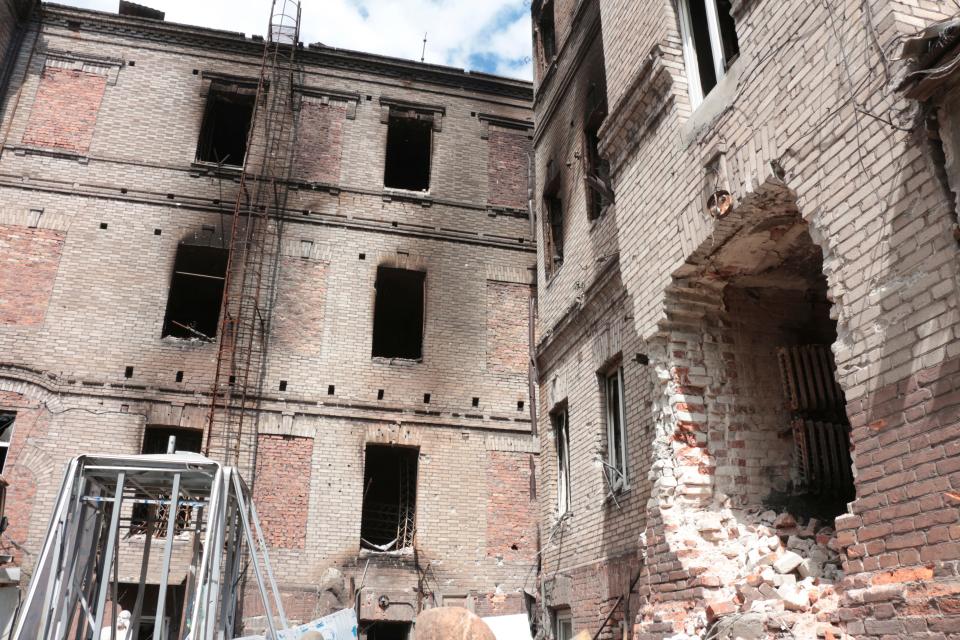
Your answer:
[526,151,539,437]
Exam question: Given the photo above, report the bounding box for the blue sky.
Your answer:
[53,0,534,80]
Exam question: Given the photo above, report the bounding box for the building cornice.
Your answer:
[41,3,534,102]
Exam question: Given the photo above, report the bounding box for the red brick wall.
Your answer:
[486,282,529,375]
[487,129,531,210]
[271,257,327,357]
[485,451,535,561]
[296,100,347,185]
[253,434,313,549]
[0,225,65,326]
[22,67,106,153]
[837,353,960,637]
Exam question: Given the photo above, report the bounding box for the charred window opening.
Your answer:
[384,112,433,191]
[678,0,740,106]
[363,621,412,640]
[162,244,228,340]
[542,173,564,277]
[133,427,203,535]
[372,267,425,360]
[552,406,570,515]
[537,1,557,67]
[360,444,418,552]
[603,367,627,493]
[0,412,14,474]
[584,84,612,220]
[195,86,256,166]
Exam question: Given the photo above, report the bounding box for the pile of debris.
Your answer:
[700,509,847,640]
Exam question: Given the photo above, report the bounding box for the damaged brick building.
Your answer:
[0,1,538,637]
[530,0,960,638]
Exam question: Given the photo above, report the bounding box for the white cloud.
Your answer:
[53,0,533,80]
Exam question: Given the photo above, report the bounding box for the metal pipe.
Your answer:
[153,472,182,640]
[91,471,126,640]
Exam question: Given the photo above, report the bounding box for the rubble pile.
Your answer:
[652,505,849,640]
[700,509,846,640]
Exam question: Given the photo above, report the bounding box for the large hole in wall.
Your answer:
[711,217,854,520]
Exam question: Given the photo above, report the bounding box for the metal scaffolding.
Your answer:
[205,0,302,476]
[12,454,288,640]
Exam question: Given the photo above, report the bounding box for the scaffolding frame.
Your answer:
[205,0,302,477]
[12,454,288,640]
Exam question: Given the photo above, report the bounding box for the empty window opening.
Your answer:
[678,0,740,106]
[133,427,203,535]
[377,389,384,400]
[552,407,571,515]
[175,371,184,383]
[360,444,418,552]
[372,267,426,360]
[423,393,431,404]
[162,244,228,340]
[124,366,134,378]
[542,185,564,277]
[604,367,628,493]
[195,86,256,166]
[328,385,335,395]
[583,89,612,221]
[552,608,573,640]
[472,397,480,407]
[363,621,411,640]
[0,413,14,474]
[384,113,432,191]
[537,1,557,66]
[279,380,288,391]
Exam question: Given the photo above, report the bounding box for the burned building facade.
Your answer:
[0,2,537,637]
[531,0,960,638]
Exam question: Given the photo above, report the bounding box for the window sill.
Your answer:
[192,160,243,170]
[161,335,216,347]
[372,356,423,366]
[681,54,747,146]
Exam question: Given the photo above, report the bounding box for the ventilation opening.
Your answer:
[195,86,255,166]
[363,621,412,640]
[537,0,557,64]
[0,412,15,474]
[133,427,203,535]
[372,267,425,360]
[162,244,229,340]
[360,445,418,552]
[384,114,432,191]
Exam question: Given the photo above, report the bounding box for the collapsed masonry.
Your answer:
[635,180,853,639]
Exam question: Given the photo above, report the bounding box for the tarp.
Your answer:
[480,614,534,640]
[277,609,359,640]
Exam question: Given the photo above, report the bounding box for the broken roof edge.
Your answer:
[40,2,534,102]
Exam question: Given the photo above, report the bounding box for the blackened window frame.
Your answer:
[383,110,434,192]
[542,169,565,279]
[371,266,427,361]
[195,83,257,168]
[161,243,229,341]
[536,0,557,70]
